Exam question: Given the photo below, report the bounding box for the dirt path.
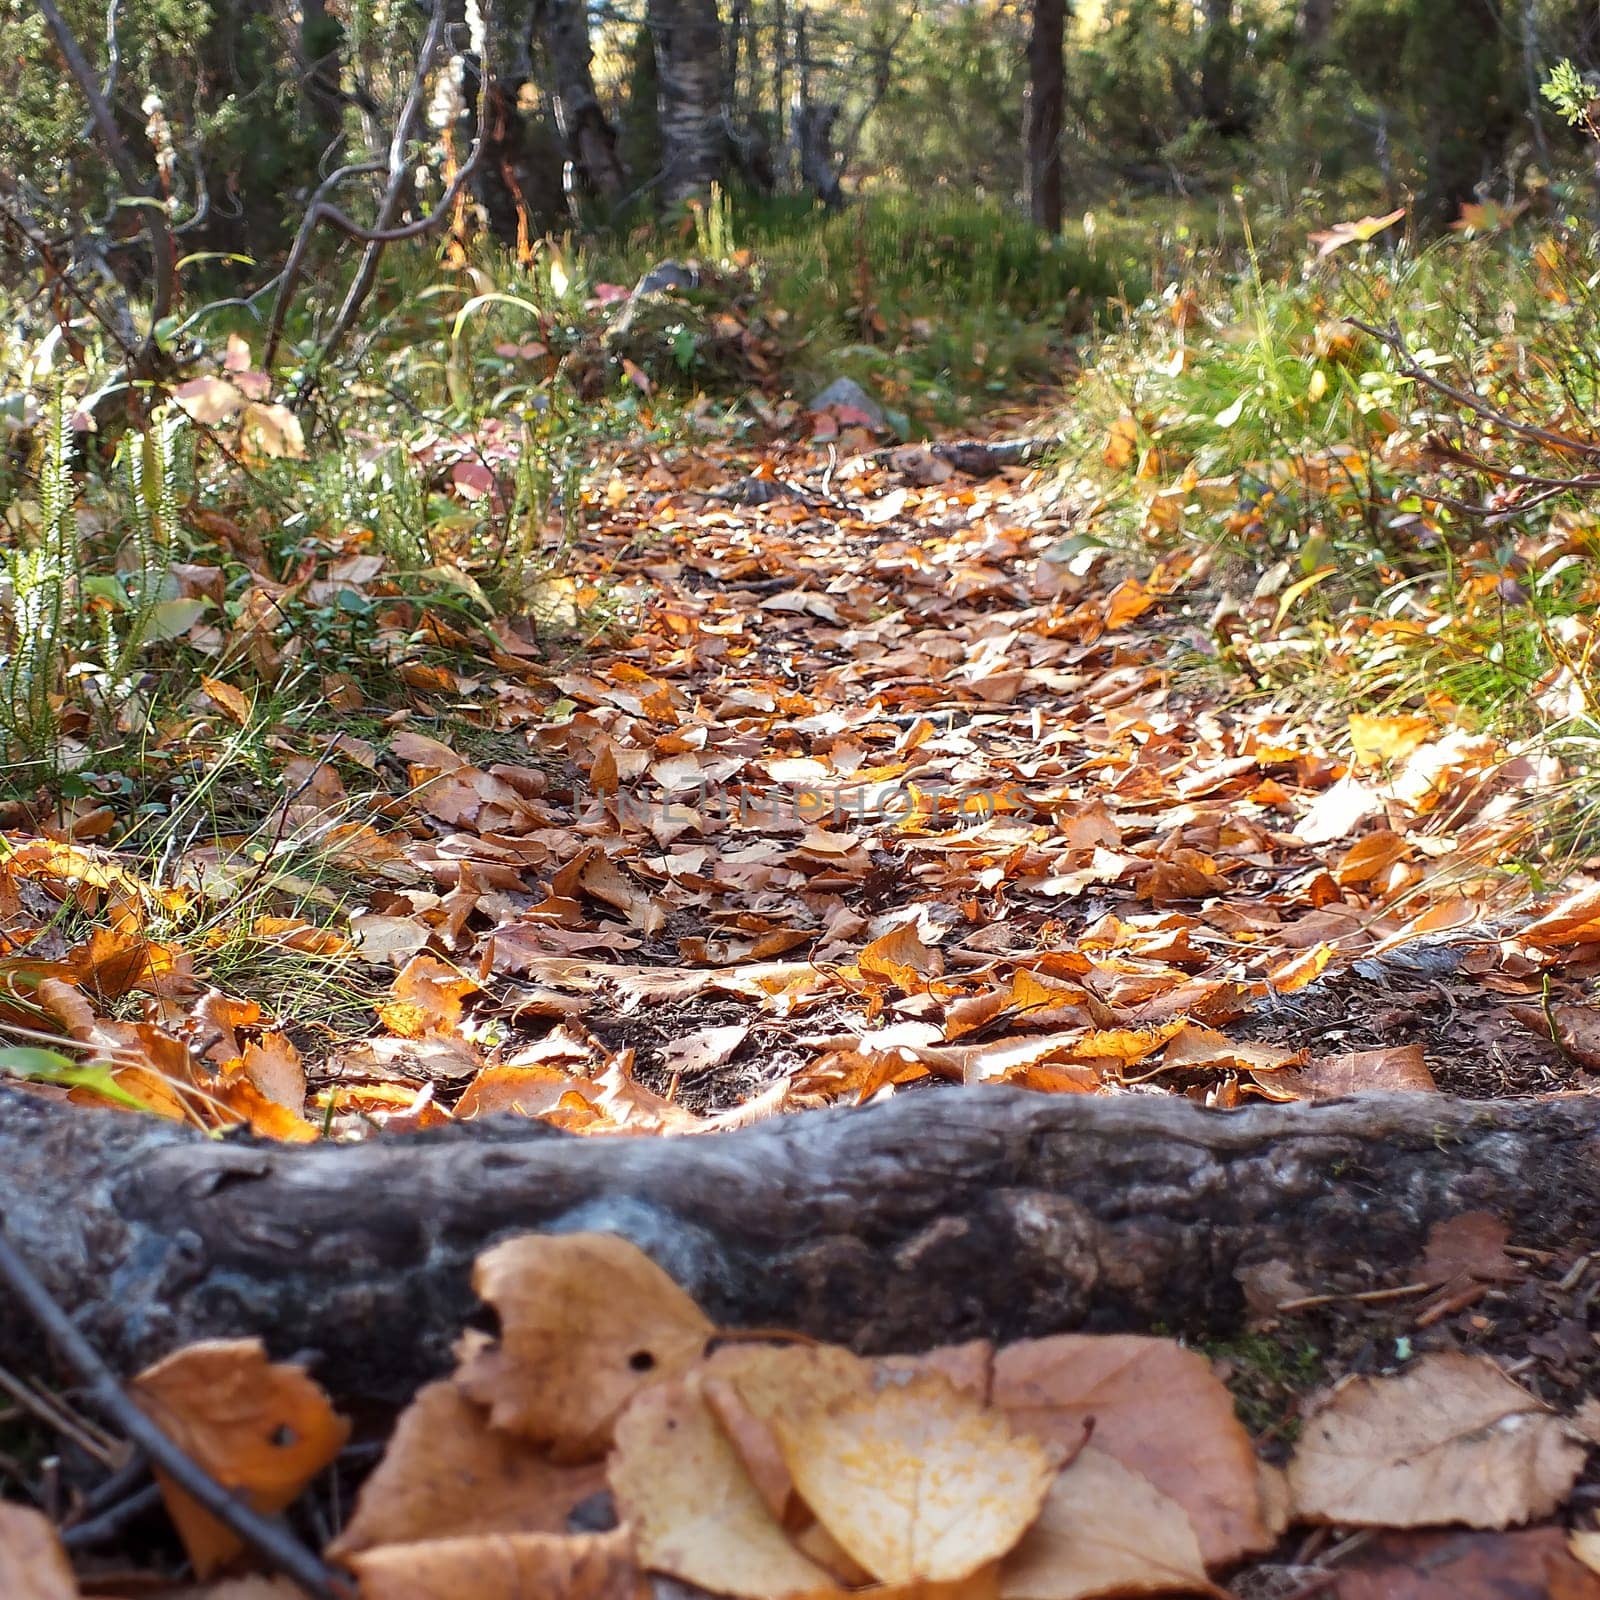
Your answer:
[348,427,1590,1132]
[8,418,1600,1599]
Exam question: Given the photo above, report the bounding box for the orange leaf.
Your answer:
[131,1340,349,1577]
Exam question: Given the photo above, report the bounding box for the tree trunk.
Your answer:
[1296,0,1336,55]
[792,99,843,207]
[2,1087,1597,1407]
[1199,0,1235,134]
[789,8,841,206]
[646,0,727,202]
[538,0,627,201]
[1024,0,1065,233]
[1417,0,1512,227]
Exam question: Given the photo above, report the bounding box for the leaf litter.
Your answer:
[2,422,1594,1136]
[3,415,1600,1594]
[6,1233,1598,1598]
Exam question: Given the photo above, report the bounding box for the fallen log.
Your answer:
[2,1087,1596,1402]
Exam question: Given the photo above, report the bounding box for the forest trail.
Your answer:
[8,405,1596,1136]
[318,414,1593,1136]
[10,410,1600,1600]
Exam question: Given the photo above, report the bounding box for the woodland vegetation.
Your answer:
[7,2,1600,1598]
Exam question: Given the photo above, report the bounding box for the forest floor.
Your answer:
[8,375,1600,1597]
[179,397,1592,1133]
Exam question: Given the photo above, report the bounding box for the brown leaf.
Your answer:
[1521,882,1600,949]
[1420,1213,1520,1292]
[200,676,254,725]
[1329,1527,1600,1599]
[1333,829,1413,887]
[131,1339,349,1577]
[455,1233,713,1459]
[609,1376,834,1599]
[0,1503,78,1600]
[1287,1353,1586,1529]
[992,1335,1274,1570]
[660,1022,751,1078]
[1159,1024,1304,1076]
[998,1447,1219,1599]
[347,1528,644,1600]
[859,923,944,992]
[1264,1044,1436,1101]
[237,1032,306,1118]
[1509,1001,1600,1069]
[329,1380,606,1557]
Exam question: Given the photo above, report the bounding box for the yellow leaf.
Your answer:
[774,1371,1055,1585]
[1348,713,1434,769]
[610,1377,833,1599]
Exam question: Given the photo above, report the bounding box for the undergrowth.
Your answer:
[1054,211,1600,858]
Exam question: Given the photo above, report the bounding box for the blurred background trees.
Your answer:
[5,0,1600,396]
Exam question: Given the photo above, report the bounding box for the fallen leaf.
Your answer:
[329,1380,606,1557]
[701,1342,876,1522]
[1349,714,1435,769]
[347,1527,644,1600]
[1296,775,1385,845]
[377,953,479,1038]
[993,1335,1274,1569]
[610,1376,833,1599]
[1420,1213,1520,1294]
[1521,882,1600,949]
[859,922,944,991]
[998,1446,1217,1599]
[661,1022,751,1078]
[0,1503,78,1600]
[131,1339,350,1576]
[1330,1527,1600,1599]
[455,1233,713,1459]
[1287,1352,1586,1529]
[774,1370,1054,1585]
[1264,1044,1436,1101]
[200,676,254,725]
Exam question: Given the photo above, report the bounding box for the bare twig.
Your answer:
[33,0,175,368]
[1350,316,1600,461]
[60,1483,164,1549]
[263,1,495,385]
[0,1224,351,1600]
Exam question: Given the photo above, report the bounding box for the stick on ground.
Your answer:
[0,1224,351,1599]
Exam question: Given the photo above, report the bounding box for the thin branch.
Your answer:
[0,1224,351,1600]
[263,2,494,381]
[261,158,388,365]
[1349,316,1600,461]
[33,0,175,366]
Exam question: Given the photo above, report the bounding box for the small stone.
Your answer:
[808,376,886,428]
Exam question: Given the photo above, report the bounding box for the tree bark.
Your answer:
[1024,0,1065,233]
[646,0,727,202]
[1415,0,1512,227]
[1199,0,1236,134]
[1296,0,1336,56]
[538,0,627,200]
[2,1088,1597,1407]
